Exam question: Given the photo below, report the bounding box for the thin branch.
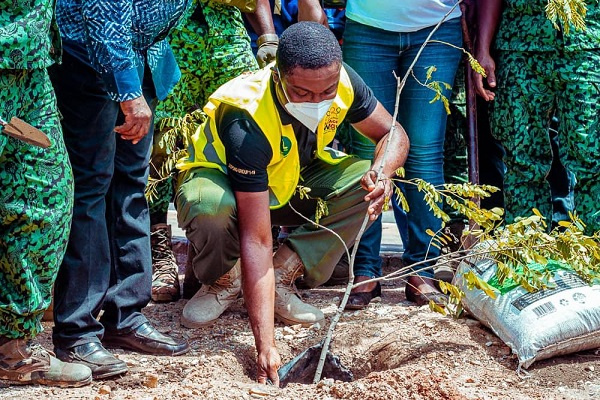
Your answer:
[312,0,464,383]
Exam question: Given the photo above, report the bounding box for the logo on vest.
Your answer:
[323,106,341,135]
[280,136,292,157]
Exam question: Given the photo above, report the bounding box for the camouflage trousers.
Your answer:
[149,0,259,217]
[0,68,73,339]
[443,65,468,223]
[491,50,600,233]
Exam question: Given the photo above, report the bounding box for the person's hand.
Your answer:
[473,50,497,101]
[361,169,392,220]
[256,345,281,387]
[256,34,278,68]
[115,96,152,144]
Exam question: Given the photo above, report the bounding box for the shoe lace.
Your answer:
[279,262,303,287]
[206,267,239,295]
[28,342,53,359]
[277,263,304,299]
[151,228,177,279]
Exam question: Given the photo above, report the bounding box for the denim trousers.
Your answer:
[342,18,463,276]
[49,51,155,348]
[176,157,372,288]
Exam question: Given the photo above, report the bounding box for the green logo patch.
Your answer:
[280,136,292,157]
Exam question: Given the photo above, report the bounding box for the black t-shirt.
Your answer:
[216,63,377,193]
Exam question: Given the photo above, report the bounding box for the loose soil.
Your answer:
[2,257,599,400]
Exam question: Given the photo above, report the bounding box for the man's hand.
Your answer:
[115,96,152,144]
[257,345,281,386]
[473,50,497,101]
[361,169,392,220]
[256,34,278,68]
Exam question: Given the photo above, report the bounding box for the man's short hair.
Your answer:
[276,21,342,76]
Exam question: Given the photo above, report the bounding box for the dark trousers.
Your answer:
[49,51,156,348]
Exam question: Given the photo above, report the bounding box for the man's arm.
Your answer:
[298,0,329,27]
[80,0,151,142]
[234,190,281,386]
[351,102,410,219]
[245,0,278,67]
[474,0,503,101]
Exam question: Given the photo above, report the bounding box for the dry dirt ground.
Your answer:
[2,257,600,400]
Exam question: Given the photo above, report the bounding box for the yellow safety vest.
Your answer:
[178,64,355,209]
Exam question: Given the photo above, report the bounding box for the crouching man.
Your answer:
[176,21,409,384]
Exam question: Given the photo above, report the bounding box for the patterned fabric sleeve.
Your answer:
[81,0,142,101]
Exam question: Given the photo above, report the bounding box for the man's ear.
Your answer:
[271,66,280,84]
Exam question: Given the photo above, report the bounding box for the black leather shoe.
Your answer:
[54,342,128,379]
[102,322,190,356]
[405,285,448,307]
[405,276,448,307]
[345,283,381,310]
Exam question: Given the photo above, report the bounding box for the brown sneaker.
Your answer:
[151,223,181,302]
[0,339,92,387]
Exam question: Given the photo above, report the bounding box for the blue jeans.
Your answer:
[343,18,463,276]
[50,51,155,348]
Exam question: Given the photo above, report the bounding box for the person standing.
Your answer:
[341,1,463,305]
[50,0,191,380]
[474,0,599,233]
[0,0,92,387]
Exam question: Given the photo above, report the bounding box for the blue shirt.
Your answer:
[56,0,193,102]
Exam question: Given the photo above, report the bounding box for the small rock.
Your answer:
[447,351,455,356]
[464,319,481,327]
[425,321,435,328]
[470,359,481,366]
[586,365,595,372]
[291,324,303,331]
[317,378,335,388]
[282,327,295,335]
[98,385,111,395]
[311,322,322,330]
[283,335,294,341]
[485,341,494,347]
[501,382,508,389]
[426,352,437,359]
[144,373,159,388]
[249,386,271,396]
[465,378,475,384]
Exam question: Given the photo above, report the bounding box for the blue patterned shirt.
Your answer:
[56,0,193,102]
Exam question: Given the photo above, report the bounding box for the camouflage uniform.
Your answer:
[149,0,259,216]
[0,0,74,339]
[443,65,468,223]
[491,0,600,233]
